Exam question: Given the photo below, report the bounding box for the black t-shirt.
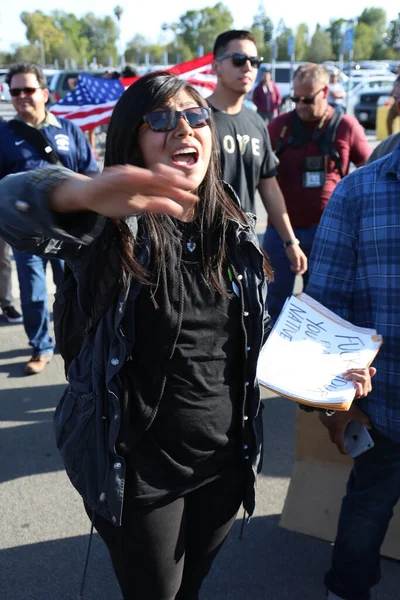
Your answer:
[210,103,279,213]
[124,220,244,506]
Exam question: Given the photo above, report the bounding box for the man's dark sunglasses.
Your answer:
[10,87,43,97]
[143,107,211,132]
[216,52,263,69]
[290,88,325,105]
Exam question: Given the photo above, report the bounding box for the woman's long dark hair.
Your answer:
[105,71,271,292]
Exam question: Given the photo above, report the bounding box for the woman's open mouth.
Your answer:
[171,147,199,168]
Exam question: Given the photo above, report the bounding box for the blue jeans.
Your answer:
[326,429,400,600]
[329,103,346,116]
[262,225,317,324]
[13,250,64,355]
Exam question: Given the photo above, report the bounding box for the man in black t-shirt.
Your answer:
[208,30,307,277]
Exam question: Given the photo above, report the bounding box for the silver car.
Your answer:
[0,75,11,102]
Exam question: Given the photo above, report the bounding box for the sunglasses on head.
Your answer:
[143,106,211,132]
[10,87,43,98]
[290,88,325,105]
[216,52,263,69]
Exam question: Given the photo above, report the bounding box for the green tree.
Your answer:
[327,18,346,59]
[274,19,293,60]
[124,33,152,63]
[165,41,192,63]
[250,28,263,49]
[79,12,119,65]
[174,3,234,55]
[3,43,42,65]
[129,42,164,64]
[306,25,333,62]
[386,12,400,59]
[353,22,375,60]
[51,11,89,63]
[124,33,191,65]
[371,44,396,60]
[248,29,272,61]
[358,7,388,59]
[295,23,309,61]
[20,11,65,65]
[358,7,387,38]
[251,3,273,46]
[52,39,81,66]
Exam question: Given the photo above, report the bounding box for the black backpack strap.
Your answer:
[8,119,62,165]
[315,110,344,178]
[275,110,344,178]
[275,111,314,157]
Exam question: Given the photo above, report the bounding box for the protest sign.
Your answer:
[257,293,382,410]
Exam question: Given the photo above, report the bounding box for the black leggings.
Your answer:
[88,466,244,600]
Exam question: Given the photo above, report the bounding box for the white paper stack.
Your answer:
[257,293,382,411]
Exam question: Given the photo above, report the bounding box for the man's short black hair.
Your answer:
[6,62,47,88]
[213,30,257,58]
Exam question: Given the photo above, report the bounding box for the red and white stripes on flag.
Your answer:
[50,100,119,131]
[50,54,216,131]
[168,53,216,96]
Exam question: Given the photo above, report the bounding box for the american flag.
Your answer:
[50,54,216,131]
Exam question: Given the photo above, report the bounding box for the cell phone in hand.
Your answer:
[344,420,374,458]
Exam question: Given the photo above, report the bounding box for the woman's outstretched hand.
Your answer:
[50,164,199,222]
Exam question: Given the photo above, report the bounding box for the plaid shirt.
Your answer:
[306,145,400,441]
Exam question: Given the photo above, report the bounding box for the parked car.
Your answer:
[346,75,396,116]
[354,89,393,129]
[47,69,111,105]
[44,68,62,92]
[47,70,82,105]
[0,74,11,102]
[346,68,393,81]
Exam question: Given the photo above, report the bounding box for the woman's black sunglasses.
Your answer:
[143,107,211,132]
[215,52,263,69]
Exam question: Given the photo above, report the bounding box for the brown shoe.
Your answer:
[24,354,53,375]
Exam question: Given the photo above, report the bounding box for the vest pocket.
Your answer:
[53,387,95,478]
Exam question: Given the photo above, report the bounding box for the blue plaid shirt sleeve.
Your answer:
[306,178,357,320]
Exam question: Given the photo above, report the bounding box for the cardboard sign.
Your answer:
[280,409,400,560]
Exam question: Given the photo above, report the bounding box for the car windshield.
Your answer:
[274,68,292,84]
[349,77,395,93]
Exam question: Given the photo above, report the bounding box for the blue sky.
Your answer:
[0,0,398,53]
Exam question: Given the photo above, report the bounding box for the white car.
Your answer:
[346,74,396,117]
[0,75,11,102]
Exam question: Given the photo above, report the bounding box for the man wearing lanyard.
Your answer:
[252,69,282,123]
[265,63,371,324]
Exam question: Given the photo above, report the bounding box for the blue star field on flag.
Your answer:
[59,73,125,106]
